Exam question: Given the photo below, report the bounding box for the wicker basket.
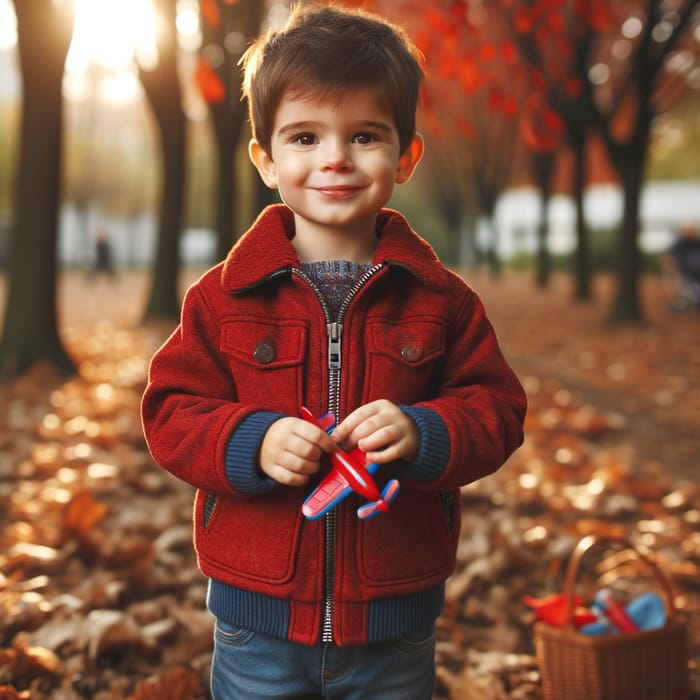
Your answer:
[534,535,689,700]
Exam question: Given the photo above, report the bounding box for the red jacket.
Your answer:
[141,205,526,646]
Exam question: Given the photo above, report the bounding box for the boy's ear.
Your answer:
[395,133,424,185]
[248,139,278,188]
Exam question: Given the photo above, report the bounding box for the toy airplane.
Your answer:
[300,406,400,520]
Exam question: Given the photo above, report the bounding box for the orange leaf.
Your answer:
[501,40,518,64]
[456,117,476,139]
[195,58,226,104]
[423,107,445,140]
[200,0,220,29]
[458,59,481,92]
[438,52,457,79]
[64,489,108,538]
[521,120,560,151]
[451,0,468,22]
[543,108,564,132]
[415,30,432,56]
[547,11,564,32]
[585,1,613,31]
[503,96,518,117]
[530,68,547,93]
[488,88,503,110]
[514,7,532,33]
[478,43,496,61]
[424,8,451,34]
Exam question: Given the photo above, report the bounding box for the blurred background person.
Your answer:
[661,222,700,312]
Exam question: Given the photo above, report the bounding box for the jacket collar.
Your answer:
[221,204,450,292]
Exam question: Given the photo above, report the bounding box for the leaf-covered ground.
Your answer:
[0,270,698,699]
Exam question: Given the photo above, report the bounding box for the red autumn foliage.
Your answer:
[199,0,220,29]
[194,57,226,104]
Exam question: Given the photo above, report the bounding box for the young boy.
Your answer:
[142,5,527,699]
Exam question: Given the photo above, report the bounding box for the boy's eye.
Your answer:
[353,132,379,144]
[292,133,317,146]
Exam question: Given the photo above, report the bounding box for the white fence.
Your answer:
[490,181,700,259]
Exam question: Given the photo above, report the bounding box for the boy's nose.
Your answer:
[320,139,352,170]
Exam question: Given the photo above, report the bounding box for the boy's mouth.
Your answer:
[313,185,363,198]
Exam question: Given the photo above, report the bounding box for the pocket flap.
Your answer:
[367,319,445,366]
[220,318,307,368]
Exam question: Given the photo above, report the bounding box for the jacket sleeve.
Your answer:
[141,283,282,496]
[403,285,527,490]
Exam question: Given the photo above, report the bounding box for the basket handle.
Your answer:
[563,535,677,630]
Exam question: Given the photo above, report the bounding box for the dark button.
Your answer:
[254,342,276,364]
[401,344,423,362]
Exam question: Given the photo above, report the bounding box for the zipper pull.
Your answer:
[327,322,343,370]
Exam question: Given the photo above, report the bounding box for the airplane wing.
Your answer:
[301,469,352,520]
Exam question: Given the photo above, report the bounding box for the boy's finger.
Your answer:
[332,405,374,442]
[292,419,333,447]
[269,465,310,487]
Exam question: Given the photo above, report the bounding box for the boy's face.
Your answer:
[249,87,423,243]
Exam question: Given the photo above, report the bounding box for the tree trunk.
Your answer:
[483,216,501,278]
[141,0,187,322]
[603,103,652,325]
[212,119,243,262]
[440,202,463,269]
[607,153,645,324]
[571,137,592,301]
[531,151,555,288]
[0,1,75,379]
[200,0,266,262]
[142,114,187,320]
[459,216,478,270]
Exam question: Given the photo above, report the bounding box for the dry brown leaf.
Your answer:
[126,667,202,700]
[436,664,505,700]
[0,686,31,700]
[2,272,700,699]
[82,610,145,660]
[0,645,62,684]
[63,489,109,538]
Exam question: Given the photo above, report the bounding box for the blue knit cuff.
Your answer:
[399,406,450,483]
[225,411,286,494]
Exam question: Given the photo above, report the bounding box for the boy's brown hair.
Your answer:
[241,4,424,156]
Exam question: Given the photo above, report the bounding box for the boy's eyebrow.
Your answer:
[359,121,394,134]
[275,120,394,137]
[276,121,322,137]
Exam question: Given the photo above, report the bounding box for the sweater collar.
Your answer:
[220,204,449,292]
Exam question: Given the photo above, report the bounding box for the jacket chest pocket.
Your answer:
[220,318,308,412]
[364,319,446,405]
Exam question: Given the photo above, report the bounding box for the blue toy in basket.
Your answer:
[580,591,666,636]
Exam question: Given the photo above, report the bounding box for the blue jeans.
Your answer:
[210,621,436,699]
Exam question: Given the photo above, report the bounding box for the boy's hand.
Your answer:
[332,399,419,464]
[259,417,337,486]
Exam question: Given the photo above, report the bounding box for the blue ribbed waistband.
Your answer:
[207,579,445,645]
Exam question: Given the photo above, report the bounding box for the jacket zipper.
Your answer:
[293,263,383,643]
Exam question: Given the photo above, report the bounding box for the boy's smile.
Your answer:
[249,87,423,261]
